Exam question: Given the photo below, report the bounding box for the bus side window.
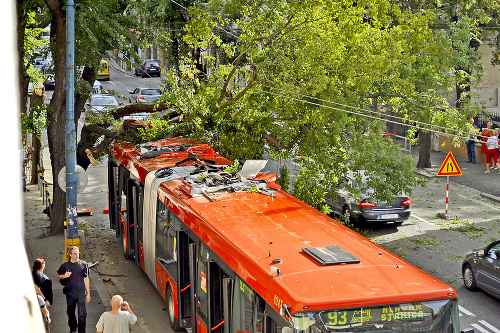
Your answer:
[232,277,264,333]
[155,201,179,280]
[156,201,175,263]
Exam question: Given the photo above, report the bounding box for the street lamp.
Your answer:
[65,0,79,254]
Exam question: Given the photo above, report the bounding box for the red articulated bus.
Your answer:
[108,137,463,333]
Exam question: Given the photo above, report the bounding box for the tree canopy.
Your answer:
[20,0,493,231]
[148,0,485,211]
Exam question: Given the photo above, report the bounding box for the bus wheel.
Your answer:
[120,226,133,260]
[167,284,182,331]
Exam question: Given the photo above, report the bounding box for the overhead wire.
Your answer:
[258,84,486,141]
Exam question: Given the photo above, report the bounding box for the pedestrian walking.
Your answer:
[484,128,500,174]
[36,285,51,331]
[466,118,478,164]
[96,295,137,333]
[480,122,493,167]
[22,142,34,192]
[58,246,90,333]
[33,257,53,306]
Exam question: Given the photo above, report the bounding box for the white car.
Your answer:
[92,81,105,95]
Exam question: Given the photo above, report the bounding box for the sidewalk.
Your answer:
[24,149,110,333]
[108,52,135,77]
[407,142,500,203]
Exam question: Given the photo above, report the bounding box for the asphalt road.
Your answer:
[100,65,164,105]
[74,65,500,333]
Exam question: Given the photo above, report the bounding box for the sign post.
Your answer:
[436,152,462,219]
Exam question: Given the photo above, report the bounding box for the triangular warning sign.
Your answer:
[437,152,462,176]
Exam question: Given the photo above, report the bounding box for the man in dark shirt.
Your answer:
[58,246,91,333]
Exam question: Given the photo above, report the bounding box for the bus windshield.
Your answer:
[293,299,459,333]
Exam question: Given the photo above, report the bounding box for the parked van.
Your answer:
[97,60,110,80]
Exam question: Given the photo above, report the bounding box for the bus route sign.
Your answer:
[437,152,462,176]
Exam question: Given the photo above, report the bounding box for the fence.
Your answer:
[476,112,500,130]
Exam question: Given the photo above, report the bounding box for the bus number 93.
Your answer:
[328,311,347,326]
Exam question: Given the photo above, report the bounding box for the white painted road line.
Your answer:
[479,321,500,333]
[412,214,431,224]
[459,305,476,316]
[472,323,492,333]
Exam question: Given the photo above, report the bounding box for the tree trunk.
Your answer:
[416,131,432,169]
[17,1,29,119]
[172,29,179,70]
[44,0,93,234]
[28,91,44,185]
[30,134,41,185]
[46,1,67,235]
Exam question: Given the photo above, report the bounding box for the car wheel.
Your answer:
[341,206,352,225]
[166,284,182,331]
[463,264,477,290]
[140,71,145,78]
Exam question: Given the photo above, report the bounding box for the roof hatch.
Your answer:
[303,246,360,265]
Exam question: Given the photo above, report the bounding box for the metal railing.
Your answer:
[36,157,52,221]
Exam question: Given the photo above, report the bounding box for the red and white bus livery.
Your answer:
[108,137,463,333]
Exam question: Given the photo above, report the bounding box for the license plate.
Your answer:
[380,214,398,219]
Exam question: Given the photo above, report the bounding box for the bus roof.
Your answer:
[111,137,457,314]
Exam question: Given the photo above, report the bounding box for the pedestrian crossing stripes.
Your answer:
[459,305,475,316]
[478,321,500,333]
[460,306,500,333]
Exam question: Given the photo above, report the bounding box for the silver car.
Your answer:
[462,240,500,298]
[129,87,162,103]
[85,94,119,113]
[325,171,411,226]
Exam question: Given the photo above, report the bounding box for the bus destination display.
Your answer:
[319,303,431,327]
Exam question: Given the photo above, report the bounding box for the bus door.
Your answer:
[108,160,119,231]
[190,242,232,333]
[127,181,143,263]
[118,165,142,260]
[177,231,194,328]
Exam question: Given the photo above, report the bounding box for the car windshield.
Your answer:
[141,89,161,95]
[146,62,159,67]
[92,96,118,106]
[293,299,459,333]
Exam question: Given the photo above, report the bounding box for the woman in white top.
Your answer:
[485,128,500,174]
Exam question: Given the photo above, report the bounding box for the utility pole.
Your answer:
[65,0,79,254]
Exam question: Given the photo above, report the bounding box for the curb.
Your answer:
[480,192,500,204]
[415,169,500,204]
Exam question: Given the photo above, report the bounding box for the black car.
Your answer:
[43,74,55,90]
[325,171,411,226]
[135,60,161,78]
[462,240,500,298]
